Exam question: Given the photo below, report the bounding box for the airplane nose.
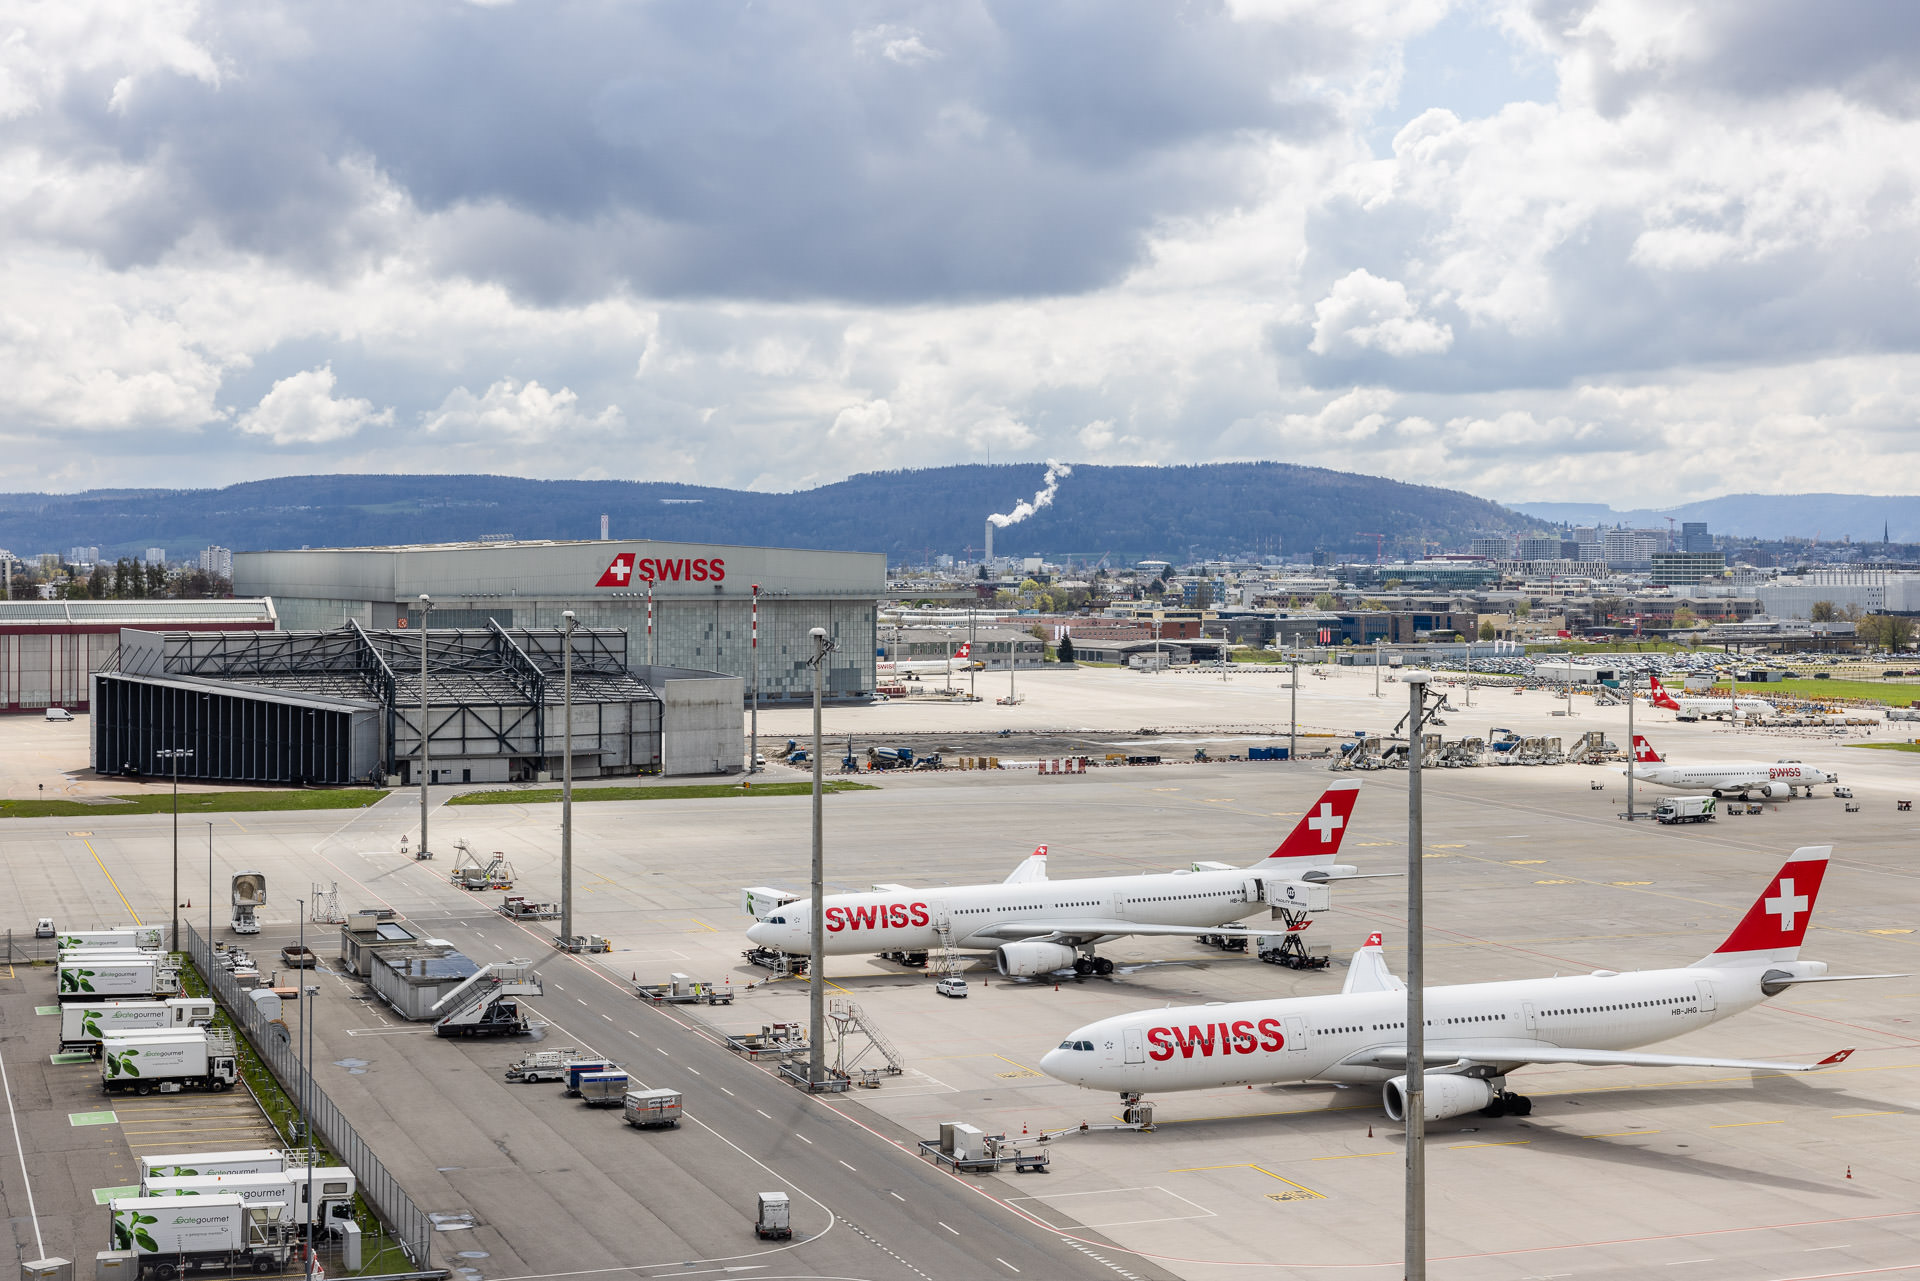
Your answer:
[1038,1048,1066,1079]
[745,921,770,945]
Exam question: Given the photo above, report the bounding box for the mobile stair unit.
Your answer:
[431,960,542,1037]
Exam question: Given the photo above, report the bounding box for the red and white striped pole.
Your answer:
[750,584,760,773]
[645,576,654,666]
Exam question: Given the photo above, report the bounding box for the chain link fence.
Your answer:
[183,922,434,1268]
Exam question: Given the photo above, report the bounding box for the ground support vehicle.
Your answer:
[100,1029,239,1096]
[497,896,560,920]
[504,1048,586,1083]
[754,1193,791,1240]
[140,1151,292,1181]
[142,1168,355,1230]
[58,928,164,951]
[634,974,733,1005]
[431,961,542,1037]
[1653,795,1718,824]
[562,1060,618,1095]
[59,956,180,1001]
[623,1088,683,1128]
[742,947,806,975]
[554,934,611,953]
[577,1071,631,1107]
[278,946,316,969]
[61,999,215,1055]
[108,1194,293,1277]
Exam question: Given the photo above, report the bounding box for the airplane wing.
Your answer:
[1339,1040,1855,1075]
[972,919,1279,943]
[1002,846,1049,885]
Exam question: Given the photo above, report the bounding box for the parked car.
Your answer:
[34,918,55,939]
[934,976,968,999]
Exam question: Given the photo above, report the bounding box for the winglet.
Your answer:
[1262,781,1361,864]
[1815,1048,1855,1067]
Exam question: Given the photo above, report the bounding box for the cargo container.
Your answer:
[754,1192,791,1239]
[100,1028,239,1095]
[562,1059,617,1095]
[623,1087,683,1128]
[57,928,163,952]
[577,1070,630,1107]
[60,998,215,1055]
[142,1167,356,1229]
[139,1150,291,1182]
[58,957,178,1001]
[108,1194,292,1275]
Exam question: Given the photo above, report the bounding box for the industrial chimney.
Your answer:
[984,520,993,567]
[600,514,610,540]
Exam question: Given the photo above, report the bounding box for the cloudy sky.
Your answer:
[6,0,1918,507]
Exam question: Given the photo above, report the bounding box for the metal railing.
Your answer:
[183,922,433,1267]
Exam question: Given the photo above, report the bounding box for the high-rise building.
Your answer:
[1515,536,1564,561]
[199,545,234,579]
[144,548,167,567]
[68,545,100,565]
[1681,521,1712,553]
[1571,527,1600,548]
[1649,551,1726,585]
[1470,536,1515,559]
[1602,530,1662,567]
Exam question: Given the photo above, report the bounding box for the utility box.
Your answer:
[336,1221,362,1271]
[21,1260,72,1281]
[946,1122,987,1162]
[91,1254,134,1281]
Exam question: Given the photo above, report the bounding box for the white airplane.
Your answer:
[877,641,982,676]
[1041,845,1895,1118]
[744,781,1373,976]
[1625,734,1837,799]
[1649,675,1776,721]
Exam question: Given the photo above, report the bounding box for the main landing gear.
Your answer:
[1073,955,1115,976]
[1481,1090,1533,1118]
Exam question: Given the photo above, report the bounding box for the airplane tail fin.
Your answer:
[955,642,971,660]
[1693,845,1830,967]
[1253,780,1360,868]
[1341,932,1405,995]
[1648,676,1681,710]
[1002,845,1048,885]
[1631,734,1663,763]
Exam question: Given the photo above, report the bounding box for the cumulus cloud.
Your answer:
[1308,269,1453,356]
[236,366,391,445]
[422,379,622,439]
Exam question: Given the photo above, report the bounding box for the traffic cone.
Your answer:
[1847,1166,1853,1179]
[1022,1122,1028,1135]
[1367,1125,1373,1138]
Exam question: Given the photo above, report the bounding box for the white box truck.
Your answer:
[57,928,163,952]
[100,1028,239,1096]
[60,999,215,1055]
[1652,795,1717,825]
[58,957,179,1001]
[142,1168,356,1229]
[108,1195,291,1275]
[139,1151,291,1182]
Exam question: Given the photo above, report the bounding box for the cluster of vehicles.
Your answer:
[108,1149,357,1276]
[503,1047,685,1128]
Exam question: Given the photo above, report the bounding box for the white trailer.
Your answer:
[141,1167,356,1229]
[60,998,215,1055]
[139,1150,291,1182]
[57,928,163,952]
[108,1194,293,1275]
[58,957,178,1001]
[100,1028,239,1096]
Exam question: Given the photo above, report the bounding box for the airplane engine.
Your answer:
[1382,1074,1493,1122]
[994,942,1079,977]
[1758,782,1791,799]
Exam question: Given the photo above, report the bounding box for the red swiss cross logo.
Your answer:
[596,553,635,588]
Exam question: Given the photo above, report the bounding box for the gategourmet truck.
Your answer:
[61,999,215,1055]
[109,1194,293,1275]
[142,1168,357,1229]
[58,956,179,1000]
[58,927,164,951]
[100,1028,239,1095]
[139,1150,292,1182]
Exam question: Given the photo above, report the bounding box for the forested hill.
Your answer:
[0,463,1539,563]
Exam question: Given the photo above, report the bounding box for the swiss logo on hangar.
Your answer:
[595,553,727,588]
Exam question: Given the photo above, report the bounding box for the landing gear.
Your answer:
[1480,1090,1533,1118]
[1073,955,1114,976]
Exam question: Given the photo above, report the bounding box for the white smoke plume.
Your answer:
[988,460,1072,527]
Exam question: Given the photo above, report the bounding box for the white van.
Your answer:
[44,707,74,722]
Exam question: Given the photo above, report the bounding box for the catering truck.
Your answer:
[108,1194,294,1276]
[142,1168,356,1229]
[139,1150,292,1182]
[58,955,179,1001]
[61,998,215,1056]
[58,927,163,951]
[1651,795,1717,825]
[100,1028,239,1095]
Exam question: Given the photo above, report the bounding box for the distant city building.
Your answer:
[1649,551,1727,586]
[1470,536,1515,559]
[1514,536,1564,561]
[1603,530,1662,567]
[1680,522,1712,553]
[199,545,233,579]
[143,547,166,567]
[1759,570,1920,619]
[68,545,101,565]
[1571,527,1600,549]
[36,553,62,576]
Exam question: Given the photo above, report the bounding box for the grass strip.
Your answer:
[450,779,878,806]
[1,789,387,819]
[1847,741,1920,752]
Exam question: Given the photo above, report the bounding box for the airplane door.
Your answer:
[1124,1027,1145,1064]
[1284,1016,1309,1052]
[1694,979,1717,1013]
[1522,1002,1538,1032]
[1112,890,1129,920]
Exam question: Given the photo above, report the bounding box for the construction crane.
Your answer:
[1353,533,1387,564]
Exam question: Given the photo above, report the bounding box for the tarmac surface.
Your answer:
[1,663,1917,1279]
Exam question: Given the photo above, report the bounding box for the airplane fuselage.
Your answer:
[1627,761,1835,796]
[1042,965,1770,1093]
[1673,697,1776,720]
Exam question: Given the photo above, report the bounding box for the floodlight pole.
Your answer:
[806,627,833,1083]
[561,611,576,947]
[750,585,761,772]
[1289,661,1299,762]
[158,746,192,951]
[418,594,432,859]
[1403,671,1431,1281]
[1626,674,1636,821]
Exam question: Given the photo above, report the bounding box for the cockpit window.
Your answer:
[1057,1039,1095,1051]
[768,916,786,924]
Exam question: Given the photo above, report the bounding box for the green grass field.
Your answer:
[1847,741,1920,752]
[0,789,387,820]
[1721,679,1920,706]
[449,779,879,806]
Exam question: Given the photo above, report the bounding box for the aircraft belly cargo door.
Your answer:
[1522,1002,1538,1033]
[1284,1016,1309,1052]
[1124,1027,1144,1064]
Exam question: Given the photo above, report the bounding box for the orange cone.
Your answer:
[1368,1125,1373,1138]
[1847,1166,1853,1179]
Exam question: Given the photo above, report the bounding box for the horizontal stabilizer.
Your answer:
[1342,1039,1854,1074]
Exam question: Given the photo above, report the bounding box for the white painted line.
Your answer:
[1804,1246,1853,1252]
[0,1040,44,1257]
[601,1014,613,1022]
[756,1110,772,1119]
[721,1088,734,1096]
[656,1048,668,1056]
[996,1258,1020,1273]
[628,1031,640,1038]
[688,1068,701,1076]
[839,1160,855,1171]
[939,1223,958,1235]
[577,998,588,1006]
[890,1192,905,1201]
[794,1134,813,1144]
[1667,1261,1713,1266]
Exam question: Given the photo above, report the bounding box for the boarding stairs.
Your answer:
[933,916,960,977]
[431,960,542,1035]
[824,997,905,1079]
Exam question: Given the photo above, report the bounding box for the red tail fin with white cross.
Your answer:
[1260,781,1360,865]
[1632,734,1663,763]
[1693,846,1830,967]
[1648,676,1681,710]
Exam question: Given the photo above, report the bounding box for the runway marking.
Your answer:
[1451,1140,1532,1149]
[890,1192,905,1201]
[1610,881,1654,887]
[1579,1131,1662,1138]
[793,1133,812,1144]
[0,1040,45,1256]
[1535,879,1577,885]
[756,1110,771,1119]
[939,1223,958,1234]
[83,839,142,924]
[1009,1184,1220,1228]
[687,1069,700,1076]
[1709,1120,1784,1129]
[839,1159,855,1170]
[1832,1111,1902,1119]
[721,1088,733,1096]
[1167,1164,1324,1202]
[996,1259,1020,1273]
[1507,860,1546,865]
[628,1031,639,1038]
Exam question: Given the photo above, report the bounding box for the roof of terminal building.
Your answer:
[0,598,277,625]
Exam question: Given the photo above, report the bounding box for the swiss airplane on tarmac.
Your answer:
[744,780,1374,976]
[877,641,982,677]
[1625,734,1837,799]
[1041,846,1897,1119]
[1648,674,1777,720]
